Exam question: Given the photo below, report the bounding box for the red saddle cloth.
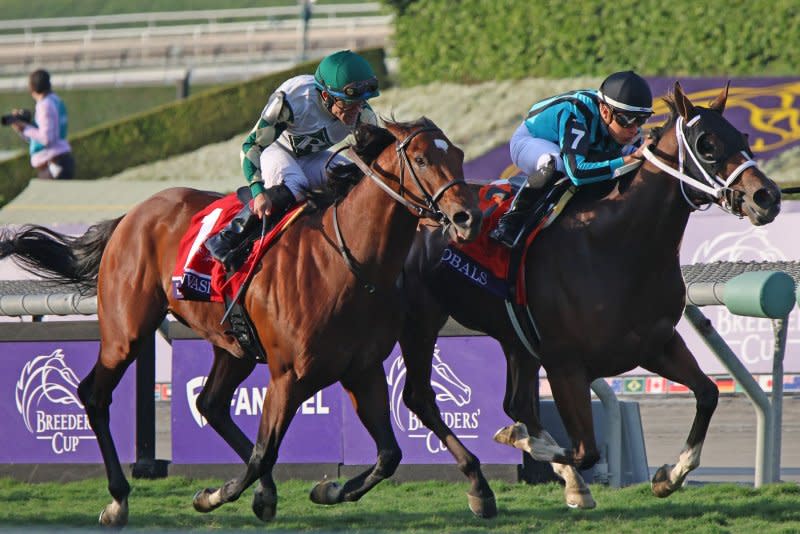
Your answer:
[171,192,304,303]
[445,180,546,304]
[454,181,516,281]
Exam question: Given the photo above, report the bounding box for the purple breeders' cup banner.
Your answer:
[671,207,800,376]
[465,77,800,182]
[0,341,135,463]
[171,340,344,464]
[343,337,520,465]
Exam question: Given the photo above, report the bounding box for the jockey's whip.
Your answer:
[220,213,267,325]
[781,186,800,195]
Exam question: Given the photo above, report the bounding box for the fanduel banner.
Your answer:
[171,337,520,465]
[171,340,343,464]
[0,341,135,463]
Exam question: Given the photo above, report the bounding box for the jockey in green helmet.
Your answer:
[205,50,380,272]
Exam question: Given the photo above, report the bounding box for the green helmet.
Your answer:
[314,50,379,102]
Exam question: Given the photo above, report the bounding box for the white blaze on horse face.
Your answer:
[434,138,449,152]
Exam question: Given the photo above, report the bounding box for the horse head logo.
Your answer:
[690,227,786,263]
[15,349,82,433]
[387,344,472,431]
[186,376,208,428]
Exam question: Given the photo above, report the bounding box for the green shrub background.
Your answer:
[394,0,800,85]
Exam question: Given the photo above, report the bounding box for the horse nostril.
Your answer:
[451,210,471,227]
[752,188,775,209]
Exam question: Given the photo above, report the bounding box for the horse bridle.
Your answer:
[330,125,467,293]
[642,115,757,214]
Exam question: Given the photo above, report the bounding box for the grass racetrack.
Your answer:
[1,477,799,532]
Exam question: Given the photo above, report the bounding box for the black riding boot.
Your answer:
[490,160,557,248]
[205,184,296,271]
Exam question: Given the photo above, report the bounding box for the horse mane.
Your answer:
[321,117,436,203]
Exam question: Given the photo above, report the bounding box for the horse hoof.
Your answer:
[193,488,221,513]
[309,480,343,505]
[565,488,596,509]
[493,422,529,446]
[98,499,128,528]
[252,487,277,522]
[651,464,677,498]
[467,492,498,519]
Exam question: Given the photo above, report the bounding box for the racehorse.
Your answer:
[395,83,782,508]
[0,118,486,526]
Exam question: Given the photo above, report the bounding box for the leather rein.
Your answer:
[332,125,466,293]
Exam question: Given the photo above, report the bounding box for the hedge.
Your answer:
[394,0,800,85]
[0,47,387,206]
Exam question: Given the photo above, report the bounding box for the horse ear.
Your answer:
[673,81,697,120]
[708,81,730,114]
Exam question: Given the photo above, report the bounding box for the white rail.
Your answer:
[0,3,384,34]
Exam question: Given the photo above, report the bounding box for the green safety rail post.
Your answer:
[684,270,794,486]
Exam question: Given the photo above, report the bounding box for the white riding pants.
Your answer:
[260,144,349,201]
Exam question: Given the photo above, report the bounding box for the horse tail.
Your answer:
[0,217,123,294]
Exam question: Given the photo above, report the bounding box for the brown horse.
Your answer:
[396,83,782,508]
[0,118,486,526]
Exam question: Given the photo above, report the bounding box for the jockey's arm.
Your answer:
[559,115,624,187]
[241,90,294,199]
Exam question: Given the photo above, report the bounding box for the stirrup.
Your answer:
[490,223,522,248]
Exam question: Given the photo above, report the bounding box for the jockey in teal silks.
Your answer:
[205,49,380,271]
[490,71,654,248]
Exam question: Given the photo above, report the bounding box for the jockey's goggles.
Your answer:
[612,110,651,128]
[328,77,379,102]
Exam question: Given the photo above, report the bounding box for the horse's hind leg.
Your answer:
[492,343,593,509]
[643,332,718,498]
[310,363,402,507]
[398,323,496,518]
[195,346,257,461]
[78,306,166,527]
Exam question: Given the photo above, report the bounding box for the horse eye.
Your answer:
[696,134,717,160]
[414,156,427,166]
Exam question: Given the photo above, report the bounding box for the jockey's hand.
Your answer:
[624,143,647,165]
[252,192,271,219]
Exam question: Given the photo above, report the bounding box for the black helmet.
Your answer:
[598,71,653,114]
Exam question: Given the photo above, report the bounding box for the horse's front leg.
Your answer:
[192,369,308,521]
[399,325,497,518]
[643,332,718,497]
[310,363,402,507]
[492,346,594,509]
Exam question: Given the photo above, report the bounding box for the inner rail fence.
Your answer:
[0,3,392,82]
[0,261,797,485]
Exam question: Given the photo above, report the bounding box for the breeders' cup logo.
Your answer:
[387,345,480,454]
[690,227,786,263]
[15,349,94,454]
[689,227,794,368]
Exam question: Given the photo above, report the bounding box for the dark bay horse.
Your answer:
[0,118,485,526]
[396,83,782,508]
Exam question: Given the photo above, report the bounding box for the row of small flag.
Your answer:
[154,375,800,402]
[538,374,800,397]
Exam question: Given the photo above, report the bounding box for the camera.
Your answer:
[1,109,32,126]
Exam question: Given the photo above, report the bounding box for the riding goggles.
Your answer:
[327,77,380,101]
[613,110,652,128]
